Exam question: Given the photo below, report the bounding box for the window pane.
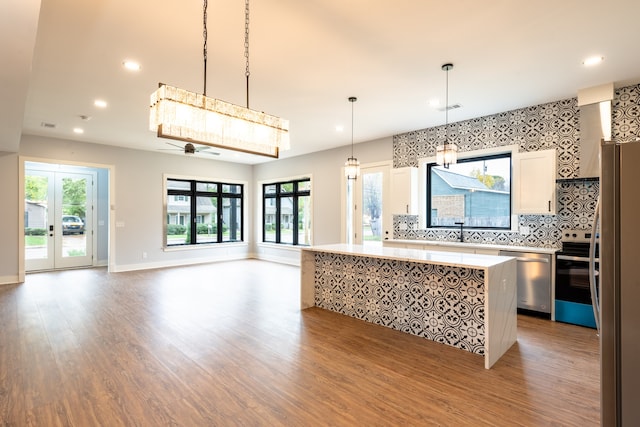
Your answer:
[196,182,217,192]
[222,184,242,194]
[25,173,49,261]
[363,172,383,244]
[280,183,294,193]
[222,197,242,242]
[429,155,511,228]
[280,196,294,244]
[298,195,311,245]
[196,196,218,243]
[168,179,190,191]
[264,198,276,242]
[264,184,277,195]
[298,180,311,192]
[166,194,190,245]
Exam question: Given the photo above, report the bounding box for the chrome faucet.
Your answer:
[454,222,465,242]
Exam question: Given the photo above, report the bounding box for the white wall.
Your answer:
[253,136,393,264]
[0,152,19,284]
[0,133,392,283]
[17,134,254,274]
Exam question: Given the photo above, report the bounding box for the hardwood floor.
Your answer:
[1,260,599,426]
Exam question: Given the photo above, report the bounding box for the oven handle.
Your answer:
[557,254,599,262]
[589,196,601,334]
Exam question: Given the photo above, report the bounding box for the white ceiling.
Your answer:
[4,0,640,164]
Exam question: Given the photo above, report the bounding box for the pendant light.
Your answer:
[344,96,360,180]
[436,63,458,168]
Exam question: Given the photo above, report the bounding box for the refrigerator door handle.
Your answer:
[589,195,601,334]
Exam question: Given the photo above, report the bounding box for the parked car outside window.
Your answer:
[62,215,84,235]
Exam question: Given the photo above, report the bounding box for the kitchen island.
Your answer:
[300,244,517,369]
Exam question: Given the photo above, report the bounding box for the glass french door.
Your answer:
[352,164,391,246]
[25,170,94,271]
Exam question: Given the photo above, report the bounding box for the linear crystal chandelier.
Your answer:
[149,0,289,158]
[436,63,458,168]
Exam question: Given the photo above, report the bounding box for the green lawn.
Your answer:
[25,236,46,246]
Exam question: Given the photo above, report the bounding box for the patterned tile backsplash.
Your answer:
[392,84,639,249]
[394,181,598,249]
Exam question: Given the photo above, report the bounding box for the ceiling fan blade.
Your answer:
[191,144,219,155]
[165,142,184,149]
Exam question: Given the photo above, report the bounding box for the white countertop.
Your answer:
[303,244,515,269]
[385,239,558,255]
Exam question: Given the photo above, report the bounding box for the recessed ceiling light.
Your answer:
[583,56,604,66]
[429,98,440,108]
[123,60,141,71]
[335,125,344,132]
[73,128,84,134]
[94,99,107,108]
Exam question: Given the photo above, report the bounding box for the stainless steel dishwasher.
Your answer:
[498,250,552,314]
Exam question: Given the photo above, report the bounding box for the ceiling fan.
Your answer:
[160,142,220,156]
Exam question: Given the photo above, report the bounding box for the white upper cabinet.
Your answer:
[513,149,557,214]
[390,167,418,215]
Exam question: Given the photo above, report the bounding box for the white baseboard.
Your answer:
[0,275,21,285]
[251,252,301,267]
[110,253,247,273]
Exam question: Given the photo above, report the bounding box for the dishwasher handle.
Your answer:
[513,257,549,263]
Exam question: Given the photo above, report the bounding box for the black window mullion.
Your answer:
[189,181,197,244]
[216,194,223,242]
[292,183,298,245]
[275,195,281,243]
[262,192,268,242]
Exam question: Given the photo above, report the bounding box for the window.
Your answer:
[165,178,243,246]
[263,178,311,245]
[427,153,511,229]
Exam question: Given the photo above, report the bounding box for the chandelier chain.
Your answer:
[203,0,208,96]
[245,0,250,78]
[245,0,250,107]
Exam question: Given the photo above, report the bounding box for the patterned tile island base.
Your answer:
[300,244,518,369]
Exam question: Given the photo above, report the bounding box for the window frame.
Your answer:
[262,178,311,246]
[423,147,516,231]
[165,177,244,247]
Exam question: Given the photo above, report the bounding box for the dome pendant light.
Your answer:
[344,96,360,180]
[436,63,458,168]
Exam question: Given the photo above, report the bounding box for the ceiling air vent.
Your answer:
[437,103,462,112]
[40,122,56,129]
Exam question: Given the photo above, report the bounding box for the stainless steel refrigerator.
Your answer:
[598,139,640,425]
